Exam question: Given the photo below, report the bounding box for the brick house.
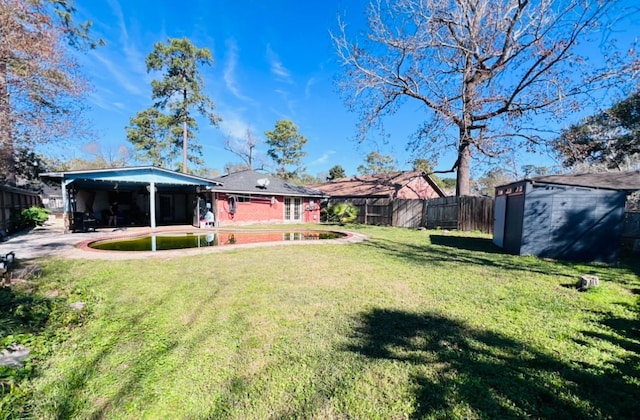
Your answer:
[208,170,326,226]
[311,171,445,200]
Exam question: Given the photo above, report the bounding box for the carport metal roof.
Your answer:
[40,166,222,191]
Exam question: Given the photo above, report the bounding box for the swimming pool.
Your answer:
[88,230,346,252]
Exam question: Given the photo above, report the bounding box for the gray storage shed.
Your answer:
[493,171,640,263]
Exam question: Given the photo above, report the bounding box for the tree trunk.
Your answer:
[456,134,471,196]
[182,87,188,173]
[182,118,187,173]
[0,61,16,185]
[456,55,474,197]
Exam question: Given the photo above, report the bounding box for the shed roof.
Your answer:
[211,170,325,198]
[311,171,446,198]
[0,184,40,196]
[530,170,640,192]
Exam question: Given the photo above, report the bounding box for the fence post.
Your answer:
[364,198,368,225]
[391,199,397,226]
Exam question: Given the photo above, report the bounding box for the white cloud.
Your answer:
[87,92,113,111]
[87,90,128,113]
[310,150,336,166]
[266,44,292,83]
[107,0,128,41]
[273,89,296,116]
[220,113,252,140]
[105,0,149,83]
[304,77,317,99]
[224,39,253,102]
[91,52,145,97]
[268,106,291,121]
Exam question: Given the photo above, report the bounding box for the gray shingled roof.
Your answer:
[530,170,640,191]
[211,170,326,197]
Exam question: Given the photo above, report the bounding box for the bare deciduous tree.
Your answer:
[333,0,639,195]
[224,129,260,170]
[0,0,99,184]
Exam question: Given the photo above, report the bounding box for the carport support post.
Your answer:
[149,181,156,230]
[62,180,71,233]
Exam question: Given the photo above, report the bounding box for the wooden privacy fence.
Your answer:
[622,211,640,252]
[1,184,42,235]
[327,196,495,232]
[336,198,393,226]
[423,196,494,233]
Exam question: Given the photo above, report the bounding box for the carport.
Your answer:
[40,167,222,232]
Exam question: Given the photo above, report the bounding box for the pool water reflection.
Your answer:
[89,231,346,252]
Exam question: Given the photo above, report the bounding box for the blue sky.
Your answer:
[66,0,638,179]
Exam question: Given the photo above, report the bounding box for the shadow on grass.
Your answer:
[0,286,54,339]
[429,234,503,254]
[578,301,640,403]
[0,280,84,405]
[359,234,581,280]
[618,255,640,287]
[357,231,640,287]
[347,308,640,419]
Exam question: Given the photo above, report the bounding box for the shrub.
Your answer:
[20,207,50,228]
[325,202,358,225]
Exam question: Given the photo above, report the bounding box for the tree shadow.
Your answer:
[0,277,86,405]
[346,308,640,418]
[619,256,640,285]
[429,234,502,254]
[359,235,581,280]
[577,302,640,403]
[0,285,59,341]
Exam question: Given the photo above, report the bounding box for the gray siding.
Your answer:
[520,184,626,262]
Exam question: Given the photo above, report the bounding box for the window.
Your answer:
[237,195,251,203]
[284,198,292,220]
[293,198,302,220]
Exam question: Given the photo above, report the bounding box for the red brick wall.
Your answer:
[215,193,321,226]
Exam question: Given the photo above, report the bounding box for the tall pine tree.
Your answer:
[127,38,221,173]
[264,120,308,180]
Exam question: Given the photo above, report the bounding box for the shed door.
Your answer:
[503,193,525,254]
[493,195,507,248]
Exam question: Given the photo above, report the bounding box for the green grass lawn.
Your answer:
[1,225,639,419]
